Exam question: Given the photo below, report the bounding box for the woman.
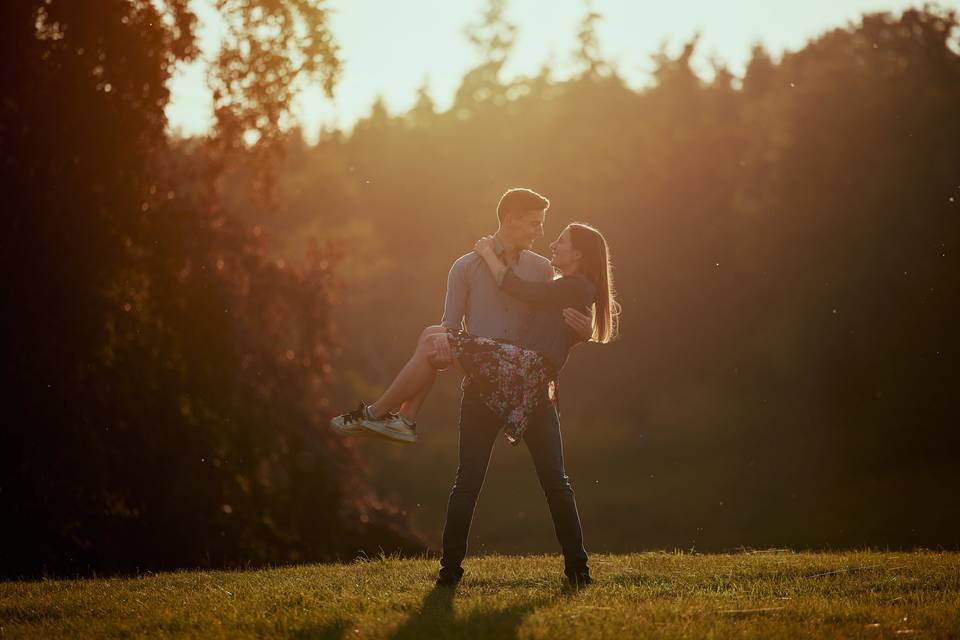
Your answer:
[330,222,619,444]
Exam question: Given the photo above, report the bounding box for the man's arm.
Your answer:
[431,258,469,363]
[440,258,468,331]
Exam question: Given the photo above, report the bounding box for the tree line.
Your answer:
[2,1,958,576]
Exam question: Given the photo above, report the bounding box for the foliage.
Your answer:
[228,6,960,553]
[0,0,420,578]
[3,0,959,579]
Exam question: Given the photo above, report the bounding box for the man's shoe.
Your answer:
[361,412,417,444]
[435,567,463,587]
[567,572,593,588]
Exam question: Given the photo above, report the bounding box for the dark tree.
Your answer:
[1,0,421,577]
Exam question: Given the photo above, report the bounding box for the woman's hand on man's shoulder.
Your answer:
[473,235,497,257]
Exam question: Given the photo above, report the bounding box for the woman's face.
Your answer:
[549,228,582,273]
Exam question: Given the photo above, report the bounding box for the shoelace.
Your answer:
[341,404,367,424]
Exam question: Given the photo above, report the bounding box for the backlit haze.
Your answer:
[166,0,950,141]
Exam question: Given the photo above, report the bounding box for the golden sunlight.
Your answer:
[166,0,933,140]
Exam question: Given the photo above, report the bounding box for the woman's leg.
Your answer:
[399,340,469,421]
[397,371,435,421]
[368,325,454,419]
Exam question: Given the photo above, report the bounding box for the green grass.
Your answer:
[2,551,959,639]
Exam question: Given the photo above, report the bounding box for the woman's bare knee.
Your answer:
[417,325,456,370]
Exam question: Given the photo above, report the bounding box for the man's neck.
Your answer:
[494,232,522,264]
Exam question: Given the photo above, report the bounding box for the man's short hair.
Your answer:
[497,188,550,224]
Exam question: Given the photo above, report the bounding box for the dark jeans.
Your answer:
[440,387,589,578]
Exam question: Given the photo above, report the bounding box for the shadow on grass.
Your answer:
[467,576,565,590]
[290,577,587,640]
[387,585,557,640]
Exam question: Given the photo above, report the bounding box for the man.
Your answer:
[430,188,594,588]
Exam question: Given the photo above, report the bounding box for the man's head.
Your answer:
[496,188,549,252]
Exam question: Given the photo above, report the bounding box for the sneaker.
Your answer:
[362,411,417,444]
[329,403,376,438]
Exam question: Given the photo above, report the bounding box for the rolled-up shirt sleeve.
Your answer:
[440,260,468,330]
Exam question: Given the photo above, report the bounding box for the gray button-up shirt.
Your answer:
[440,239,554,342]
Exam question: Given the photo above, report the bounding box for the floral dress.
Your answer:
[447,330,557,445]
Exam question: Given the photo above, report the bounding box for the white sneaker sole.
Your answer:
[360,419,417,444]
[329,424,373,438]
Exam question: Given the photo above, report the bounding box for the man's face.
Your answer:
[505,208,546,250]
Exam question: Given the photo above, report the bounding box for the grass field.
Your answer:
[2,551,958,639]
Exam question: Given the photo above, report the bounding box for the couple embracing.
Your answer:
[331,187,620,588]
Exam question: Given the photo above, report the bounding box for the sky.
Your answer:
[165,0,955,141]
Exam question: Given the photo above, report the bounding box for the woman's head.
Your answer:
[548,227,581,275]
[563,222,620,344]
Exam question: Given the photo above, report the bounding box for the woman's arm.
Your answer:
[473,235,594,310]
[500,269,594,310]
[473,236,508,283]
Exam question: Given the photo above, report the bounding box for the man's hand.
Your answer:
[428,332,454,365]
[563,306,594,342]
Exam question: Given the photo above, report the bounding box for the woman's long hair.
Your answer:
[568,222,620,343]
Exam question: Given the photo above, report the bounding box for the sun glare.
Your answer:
[165,0,944,141]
